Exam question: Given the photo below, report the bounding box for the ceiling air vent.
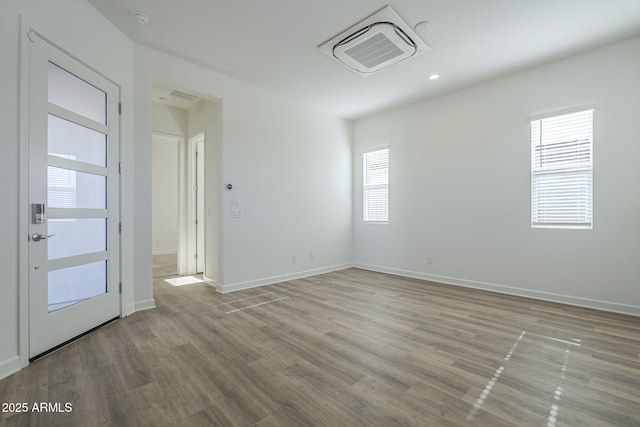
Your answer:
[168,89,198,102]
[318,6,429,76]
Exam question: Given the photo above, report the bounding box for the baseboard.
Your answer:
[123,303,136,317]
[134,299,156,312]
[218,263,353,293]
[203,276,221,291]
[0,356,21,381]
[353,262,640,317]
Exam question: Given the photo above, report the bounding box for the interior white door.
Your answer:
[28,33,121,359]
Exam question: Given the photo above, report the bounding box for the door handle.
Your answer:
[31,233,55,242]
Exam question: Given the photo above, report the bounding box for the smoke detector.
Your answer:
[132,12,149,25]
[318,6,429,76]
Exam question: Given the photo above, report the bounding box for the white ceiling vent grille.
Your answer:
[168,89,198,102]
[318,6,429,76]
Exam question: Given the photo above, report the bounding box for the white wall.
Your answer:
[0,0,21,381]
[1,0,137,379]
[152,102,187,137]
[132,48,154,309]
[151,135,180,254]
[353,35,640,315]
[135,46,353,293]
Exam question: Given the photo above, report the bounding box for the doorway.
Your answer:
[150,86,221,285]
[27,32,121,359]
[150,132,205,278]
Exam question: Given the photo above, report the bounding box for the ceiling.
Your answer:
[88,0,640,120]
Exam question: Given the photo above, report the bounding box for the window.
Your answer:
[531,109,593,229]
[363,148,389,223]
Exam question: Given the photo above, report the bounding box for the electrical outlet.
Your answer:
[292,255,297,264]
[427,256,433,265]
[310,253,315,261]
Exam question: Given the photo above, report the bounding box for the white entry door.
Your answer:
[28,33,121,359]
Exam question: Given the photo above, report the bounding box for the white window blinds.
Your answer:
[48,154,78,209]
[531,109,593,228]
[363,148,389,223]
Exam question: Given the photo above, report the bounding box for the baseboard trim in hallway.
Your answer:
[217,262,353,293]
[0,356,20,382]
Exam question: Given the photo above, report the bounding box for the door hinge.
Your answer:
[119,162,123,174]
[195,219,198,225]
[195,151,199,157]
[119,222,122,234]
[118,103,122,115]
[119,282,122,294]
[194,253,198,259]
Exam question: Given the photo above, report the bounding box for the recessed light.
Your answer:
[132,12,149,25]
[429,73,440,80]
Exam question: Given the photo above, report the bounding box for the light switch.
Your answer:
[230,208,243,218]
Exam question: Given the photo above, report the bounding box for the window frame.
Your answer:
[530,107,594,229]
[362,147,389,224]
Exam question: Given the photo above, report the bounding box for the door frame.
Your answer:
[188,133,206,274]
[18,27,124,367]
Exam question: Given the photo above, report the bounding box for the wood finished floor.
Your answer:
[152,253,178,278]
[1,268,639,426]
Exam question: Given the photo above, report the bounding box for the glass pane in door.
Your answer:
[48,261,107,312]
[48,114,106,166]
[48,218,106,259]
[47,167,106,209]
[48,61,107,124]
